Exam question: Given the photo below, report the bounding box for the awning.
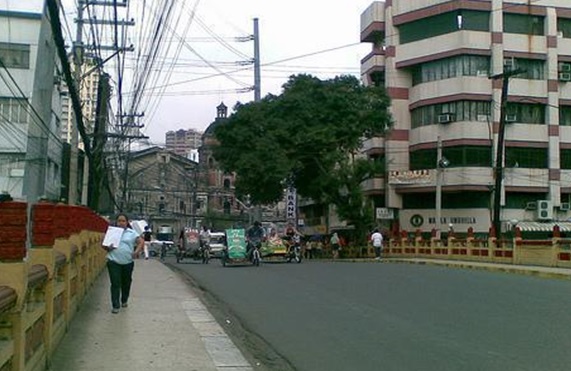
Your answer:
[514,222,571,232]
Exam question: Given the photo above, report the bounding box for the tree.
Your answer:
[213,74,392,241]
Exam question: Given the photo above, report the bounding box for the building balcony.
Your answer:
[395,30,491,68]
[361,136,385,153]
[503,34,547,57]
[503,168,549,190]
[361,50,385,83]
[409,76,492,107]
[362,176,385,194]
[391,0,452,16]
[360,2,385,43]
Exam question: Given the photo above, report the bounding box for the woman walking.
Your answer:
[102,213,144,313]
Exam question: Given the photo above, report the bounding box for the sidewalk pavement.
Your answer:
[49,258,254,371]
[376,257,571,280]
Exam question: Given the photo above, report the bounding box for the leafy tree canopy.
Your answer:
[213,74,392,236]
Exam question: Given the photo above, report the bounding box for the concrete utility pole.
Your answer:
[68,2,85,205]
[253,18,261,102]
[490,68,524,237]
[252,18,263,222]
[435,136,443,240]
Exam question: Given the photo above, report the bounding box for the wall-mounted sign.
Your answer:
[388,170,432,184]
[286,187,297,222]
[376,207,394,220]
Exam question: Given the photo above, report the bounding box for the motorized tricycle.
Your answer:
[221,228,260,267]
[176,229,209,264]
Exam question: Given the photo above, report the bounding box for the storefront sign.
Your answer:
[286,187,297,222]
[388,170,432,184]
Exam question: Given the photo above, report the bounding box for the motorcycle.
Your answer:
[176,243,209,264]
[249,240,262,266]
[285,240,302,263]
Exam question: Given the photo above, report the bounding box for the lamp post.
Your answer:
[435,136,450,240]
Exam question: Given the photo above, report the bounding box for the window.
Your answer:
[505,147,548,168]
[443,146,492,167]
[410,149,437,170]
[411,100,491,128]
[504,13,544,35]
[561,106,571,126]
[0,97,29,124]
[504,58,545,80]
[0,42,30,69]
[505,103,545,124]
[368,153,386,175]
[400,10,490,44]
[561,149,571,169]
[505,192,547,209]
[557,18,571,38]
[403,192,489,209]
[412,55,491,85]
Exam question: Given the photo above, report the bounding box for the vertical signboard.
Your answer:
[286,187,297,223]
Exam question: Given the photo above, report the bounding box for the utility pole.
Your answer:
[68,2,85,205]
[116,113,147,211]
[490,68,524,237]
[435,136,443,240]
[252,18,262,222]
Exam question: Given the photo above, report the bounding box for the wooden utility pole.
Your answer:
[489,68,524,237]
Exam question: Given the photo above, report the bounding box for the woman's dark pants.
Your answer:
[106,260,134,309]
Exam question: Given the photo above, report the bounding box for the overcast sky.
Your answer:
[138,0,376,144]
[2,0,376,144]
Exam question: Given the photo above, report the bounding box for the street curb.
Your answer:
[387,258,571,281]
[335,257,571,280]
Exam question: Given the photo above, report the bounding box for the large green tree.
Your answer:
[213,74,392,241]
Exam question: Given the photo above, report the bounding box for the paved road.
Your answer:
[166,257,571,371]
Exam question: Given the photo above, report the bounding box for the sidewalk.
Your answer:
[380,257,571,280]
[49,258,253,371]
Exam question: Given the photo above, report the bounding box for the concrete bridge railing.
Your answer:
[0,201,108,371]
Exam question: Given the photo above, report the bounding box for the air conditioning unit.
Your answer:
[559,72,571,82]
[437,114,454,124]
[559,202,570,211]
[505,114,517,123]
[525,201,537,210]
[558,62,571,72]
[477,114,490,122]
[537,200,553,220]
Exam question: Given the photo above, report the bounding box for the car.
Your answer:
[208,232,226,258]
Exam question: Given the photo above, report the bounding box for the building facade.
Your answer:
[360,0,571,234]
[0,3,63,202]
[165,128,203,158]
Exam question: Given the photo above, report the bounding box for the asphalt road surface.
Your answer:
[166,257,571,371]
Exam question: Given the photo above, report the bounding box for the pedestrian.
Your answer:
[330,232,340,259]
[142,225,152,260]
[102,213,144,313]
[371,228,384,260]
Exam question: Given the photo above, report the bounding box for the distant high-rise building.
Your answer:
[61,57,101,149]
[165,128,203,158]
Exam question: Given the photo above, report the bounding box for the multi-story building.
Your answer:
[360,0,571,234]
[165,128,203,158]
[61,57,101,149]
[0,2,63,201]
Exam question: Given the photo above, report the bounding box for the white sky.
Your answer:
[3,0,376,144]
[140,0,375,144]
